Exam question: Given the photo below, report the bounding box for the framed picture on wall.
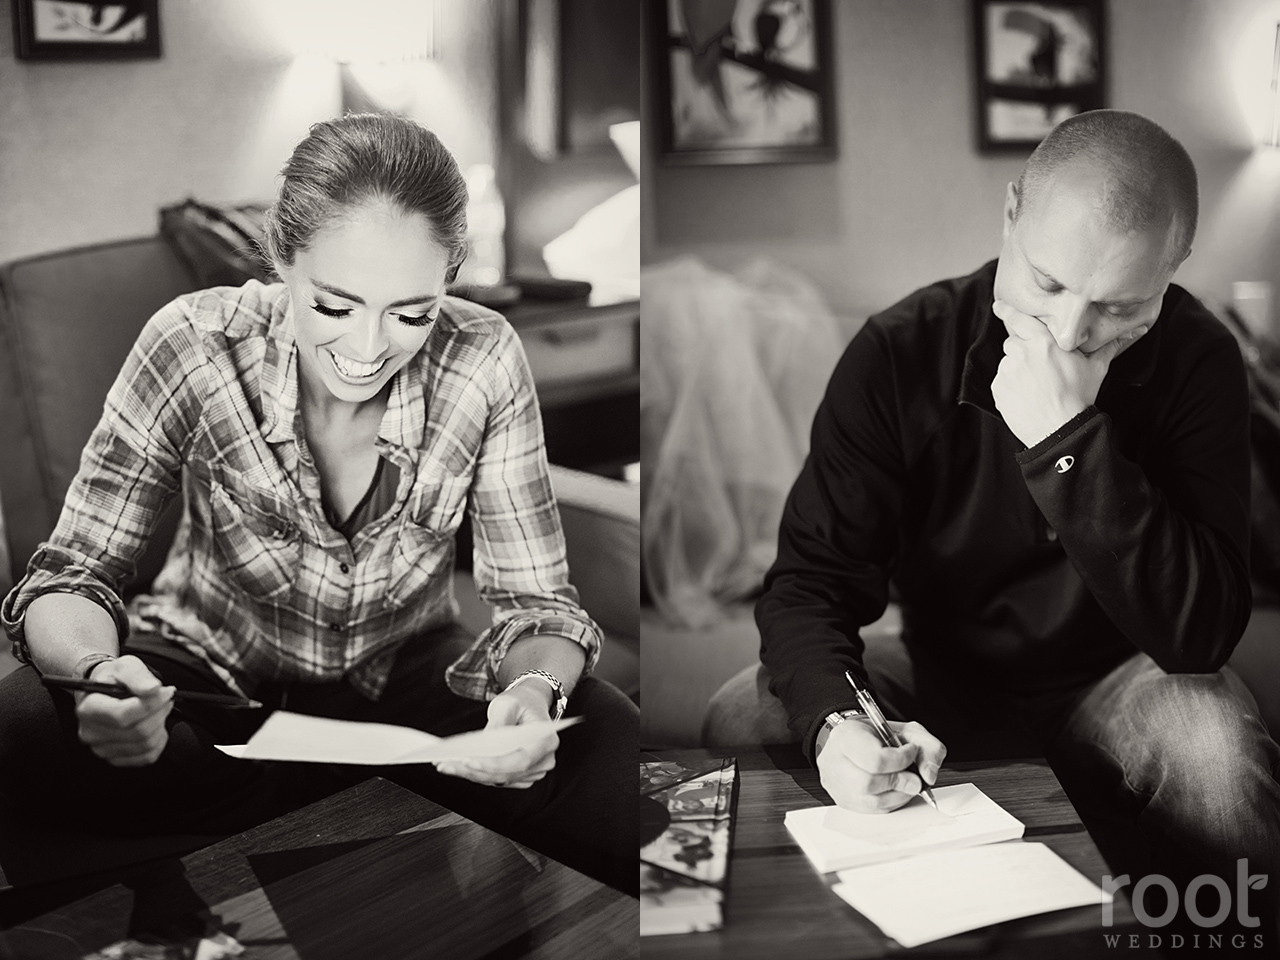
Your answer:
[651,0,837,166]
[972,0,1105,152]
[12,0,161,61]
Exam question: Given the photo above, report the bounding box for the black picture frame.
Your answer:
[651,0,837,166]
[972,0,1106,152]
[13,0,161,62]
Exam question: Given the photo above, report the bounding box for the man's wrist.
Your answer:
[814,708,868,758]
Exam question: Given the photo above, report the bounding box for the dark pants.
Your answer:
[0,624,638,896]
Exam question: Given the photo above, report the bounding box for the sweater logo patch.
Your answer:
[1054,455,1075,474]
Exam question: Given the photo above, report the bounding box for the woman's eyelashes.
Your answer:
[311,302,436,327]
[395,311,435,327]
[311,301,350,318]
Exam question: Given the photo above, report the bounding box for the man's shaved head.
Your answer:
[1012,110,1198,270]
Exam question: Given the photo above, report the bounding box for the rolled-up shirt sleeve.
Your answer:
[444,324,602,700]
[1,302,207,660]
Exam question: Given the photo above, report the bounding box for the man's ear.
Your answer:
[1002,182,1019,240]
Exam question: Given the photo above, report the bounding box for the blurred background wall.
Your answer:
[0,0,501,265]
[642,0,1280,320]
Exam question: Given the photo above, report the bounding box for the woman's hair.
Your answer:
[263,113,469,281]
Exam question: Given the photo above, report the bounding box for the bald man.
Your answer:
[749,110,1279,935]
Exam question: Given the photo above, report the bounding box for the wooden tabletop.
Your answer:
[1,777,638,960]
[642,746,1154,960]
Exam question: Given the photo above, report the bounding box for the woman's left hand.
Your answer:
[435,682,560,789]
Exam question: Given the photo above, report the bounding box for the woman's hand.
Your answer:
[75,655,176,767]
[435,682,559,789]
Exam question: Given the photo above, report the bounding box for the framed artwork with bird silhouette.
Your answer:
[650,0,836,165]
[973,0,1106,152]
[12,0,160,61]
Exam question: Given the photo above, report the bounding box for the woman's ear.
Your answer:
[445,258,463,285]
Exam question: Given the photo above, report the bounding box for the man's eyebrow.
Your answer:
[310,279,438,309]
[1026,259,1148,307]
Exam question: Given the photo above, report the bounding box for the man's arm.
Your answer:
[996,300,1252,672]
[1017,361,1251,670]
[756,321,906,760]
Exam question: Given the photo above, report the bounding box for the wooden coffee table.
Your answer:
[642,747,1154,959]
[0,777,637,960]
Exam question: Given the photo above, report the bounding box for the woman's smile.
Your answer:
[325,347,389,383]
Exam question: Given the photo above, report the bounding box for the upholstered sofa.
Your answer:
[0,235,638,699]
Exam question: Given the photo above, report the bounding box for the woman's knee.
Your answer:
[0,665,78,807]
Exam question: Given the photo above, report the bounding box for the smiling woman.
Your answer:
[0,113,637,895]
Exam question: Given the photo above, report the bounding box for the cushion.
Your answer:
[159,199,272,288]
[0,237,199,588]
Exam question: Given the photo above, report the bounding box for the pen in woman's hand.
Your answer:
[41,675,263,709]
[844,669,939,810]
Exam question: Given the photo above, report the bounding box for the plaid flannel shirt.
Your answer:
[1,281,601,700]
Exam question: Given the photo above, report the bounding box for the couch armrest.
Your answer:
[548,464,639,654]
[451,466,640,698]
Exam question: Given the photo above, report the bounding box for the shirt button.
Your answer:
[329,622,343,632]
[339,562,350,574]
[1046,527,1058,542]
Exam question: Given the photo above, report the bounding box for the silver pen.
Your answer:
[845,669,939,809]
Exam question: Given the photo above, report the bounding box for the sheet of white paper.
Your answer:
[213,711,582,765]
[784,782,1024,872]
[833,841,1109,948]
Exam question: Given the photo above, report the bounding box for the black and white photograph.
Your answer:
[0,1,639,956]
[4,0,1280,957]
[643,0,1280,955]
[12,0,161,60]
[650,0,837,165]
[973,0,1107,151]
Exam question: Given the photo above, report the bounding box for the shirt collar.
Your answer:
[958,263,1165,415]
[259,290,429,453]
[261,291,299,444]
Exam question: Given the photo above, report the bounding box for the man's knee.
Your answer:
[1104,668,1278,810]
[702,664,797,748]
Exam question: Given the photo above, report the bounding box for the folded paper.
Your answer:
[215,710,582,765]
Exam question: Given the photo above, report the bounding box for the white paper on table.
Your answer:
[784,783,1024,873]
[214,710,582,765]
[832,841,1110,949]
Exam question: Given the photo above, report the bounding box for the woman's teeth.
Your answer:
[327,349,387,380]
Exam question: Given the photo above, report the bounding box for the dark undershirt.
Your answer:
[327,455,401,541]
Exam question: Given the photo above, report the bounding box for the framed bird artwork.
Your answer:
[650,0,837,165]
[972,0,1106,152]
[12,0,161,61]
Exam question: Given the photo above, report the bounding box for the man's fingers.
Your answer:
[897,721,947,785]
[1089,325,1149,368]
[993,299,1043,340]
[830,720,918,775]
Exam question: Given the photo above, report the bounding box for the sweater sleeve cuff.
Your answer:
[1014,406,1100,464]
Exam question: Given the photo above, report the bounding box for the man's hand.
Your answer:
[817,717,946,814]
[435,682,559,789]
[991,300,1147,448]
[75,655,175,767]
